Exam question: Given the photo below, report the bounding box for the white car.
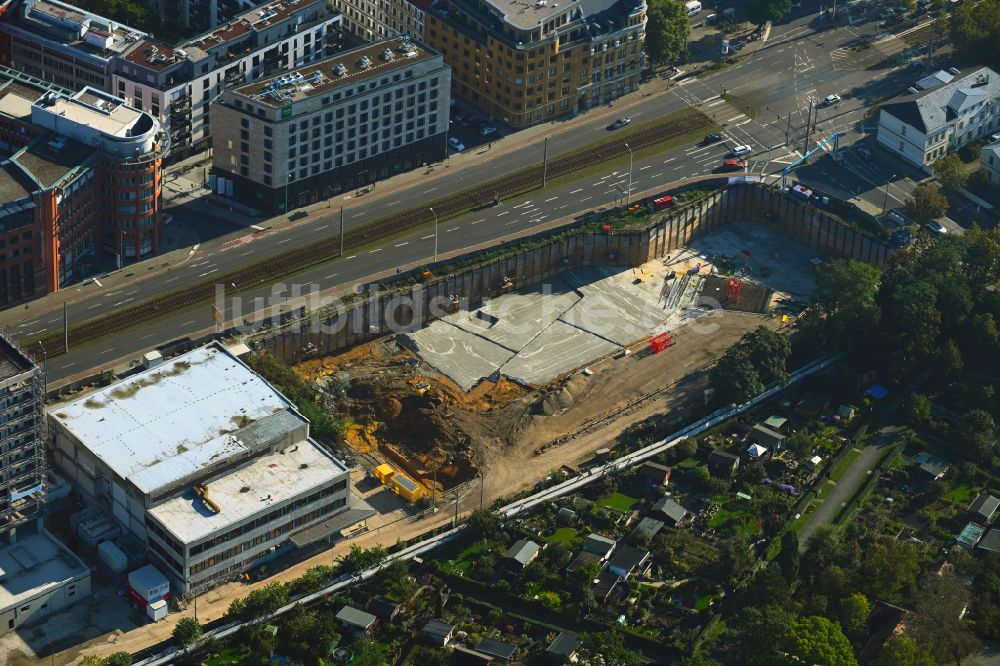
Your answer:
[448,137,465,152]
[925,220,948,235]
[824,94,841,105]
[479,125,497,136]
[730,145,751,157]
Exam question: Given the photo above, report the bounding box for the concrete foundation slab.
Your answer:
[403,322,514,391]
[443,278,581,353]
[499,320,621,386]
[561,268,667,346]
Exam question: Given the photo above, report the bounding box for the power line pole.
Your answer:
[926,18,936,70]
[339,206,345,256]
[802,98,816,154]
[63,302,68,353]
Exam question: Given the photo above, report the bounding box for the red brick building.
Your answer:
[0,66,167,306]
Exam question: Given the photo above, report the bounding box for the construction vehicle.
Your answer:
[415,381,431,396]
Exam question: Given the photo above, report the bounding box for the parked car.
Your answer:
[479,125,497,136]
[925,220,948,235]
[723,159,746,171]
[448,137,466,152]
[611,117,631,129]
[702,133,723,145]
[824,94,841,105]
[730,145,751,157]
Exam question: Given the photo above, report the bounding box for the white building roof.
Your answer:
[0,530,89,611]
[147,438,347,545]
[50,343,304,495]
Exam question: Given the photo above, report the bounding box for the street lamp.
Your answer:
[429,207,438,262]
[624,142,634,206]
[285,173,292,213]
[881,173,896,215]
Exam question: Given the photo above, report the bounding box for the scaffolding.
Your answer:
[0,332,46,538]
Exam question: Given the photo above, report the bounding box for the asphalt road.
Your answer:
[9,1,933,382]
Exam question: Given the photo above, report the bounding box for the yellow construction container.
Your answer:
[392,472,425,503]
[374,464,395,484]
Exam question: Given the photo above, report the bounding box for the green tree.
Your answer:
[963,409,997,459]
[578,631,645,666]
[815,259,882,347]
[229,581,290,619]
[80,657,105,666]
[783,616,858,666]
[710,326,790,404]
[339,544,388,573]
[909,571,980,664]
[538,590,562,610]
[746,0,793,24]
[950,0,1000,70]
[840,593,871,641]
[288,564,338,596]
[645,0,690,64]
[466,508,501,540]
[778,530,800,581]
[934,153,970,190]
[104,653,132,666]
[79,0,162,34]
[871,636,936,666]
[938,338,964,377]
[905,182,949,225]
[909,394,933,426]
[571,557,603,588]
[726,605,793,666]
[409,646,449,666]
[172,616,203,646]
[710,353,764,405]
[744,327,792,385]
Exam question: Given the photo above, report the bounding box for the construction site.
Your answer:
[291,220,819,503]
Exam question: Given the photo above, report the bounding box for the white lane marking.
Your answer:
[198,269,219,277]
[471,219,484,225]
[316,224,329,230]
[240,250,253,256]
[112,298,134,307]
[369,248,383,253]
[352,212,365,218]
[141,333,154,340]
[94,278,103,287]
[497,211,510,217]
[17,319,39,328]
[387,200,401,205]
[706,99,725,107]
[324,273,338,280]
[278,238,292,244]
[165,277,178,283]
[60,362,75,369]
[545,196,559,202]
[639,165,652,170]
[181,320,196,326]
[423,187,439,194]
[88,304,101,310]
[346,255,357,259]
[570,188,583,194]
[445,227,459,232]
[664,158,676,163]
[581,196,593,202]
[395,242,409,247]
[650,172,664,178]
[101,349,114,355]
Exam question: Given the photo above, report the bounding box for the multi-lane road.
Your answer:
[7,2,941,382]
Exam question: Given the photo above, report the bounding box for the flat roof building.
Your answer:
[48,343,353,596]
[211,37,450,213]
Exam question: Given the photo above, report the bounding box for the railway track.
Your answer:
[29,108,712,358]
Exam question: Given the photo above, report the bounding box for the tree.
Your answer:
[710,327,790,404]
[726,605,793,666]
[645,0,690,64]
[229,581,290,619]
[871,636,936,666]
[743,327,792,385]
[840,593,871,641]
[710,353,764,405]
[815,259,882,347]
[950,0,1000,70]
[339,544,388,573]
[963,409,997,459]
[938,338,964,377]
[105,655,131,666]
[783,616,858,666]
[409,646,450,666]
[778,530,800,581]
[909,571,980,664]
[466,508,501,540]
[79,0,162,34]
[80,658,105,666]
[172,616,203,646]
[906,182,949,225]
[577,631,645,666]
[934,154,970,191]
[746,0,793,25]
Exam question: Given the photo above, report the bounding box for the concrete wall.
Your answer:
[257,182,893,365]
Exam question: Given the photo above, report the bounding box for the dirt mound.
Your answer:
[375,396,403,421]
[535,374,591,416]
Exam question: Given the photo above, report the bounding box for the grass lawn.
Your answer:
[546,527,578,546]
[596,491,640,512]
[830,446,862,483]
[694,593,721,611]
[708,500,761,537]
[441,541,489,576]
[204,648,248,666]
[944,484,972,505]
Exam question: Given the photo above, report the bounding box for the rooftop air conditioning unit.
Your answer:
[334,63,347,75]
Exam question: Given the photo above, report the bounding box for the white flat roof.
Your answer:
[0,530,88,611]
[50,344,303,495]
[147,438,347,545]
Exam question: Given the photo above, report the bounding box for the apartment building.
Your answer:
[330,0,429,41]
[0,0,343,162]
[114,0,343,160]
[877,67,1000,169]
[212,37,450,212]
[48,343,355,597]
[425,0,646,128]
[0,68,167,302]
[981,141,1000,186]
[143,0,262,35]
[0,0,148,92]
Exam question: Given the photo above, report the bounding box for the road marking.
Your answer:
[395,242,409,247]
[706,99,725,107]
[93,278,103,287]
[591,181,605,186]
[88,304,101,310]
[126,290,138,296]
[112,298,134,307]
[580,196,592,202]
[369,248,383,253]
[165,276,178,283]
[352,212,365,218]
[421,234,435,239]
[664,158,676,163]
[545,196,559,202]
[387,200,401,205]
[316,224,329,230]
[445,227,459,232]
[570,188,583,194]
[423,187,439,194]
[240,250,254,257]
[471,219,484,225]
[181,320,196,326]
[198,269,219,277]
[639,165,652,170]
[725,115,744,123]
[497,211,510,217]
[60,362,75,369]
[141,333,154,340]
[650,172,664,178]
[324,273,338,280]
[17,319,39,328]
[101,348,114,355]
